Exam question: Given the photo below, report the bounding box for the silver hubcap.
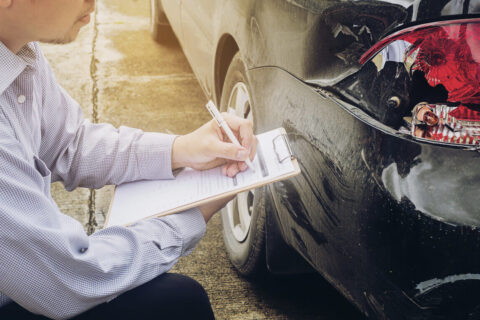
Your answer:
[226,82,255,242]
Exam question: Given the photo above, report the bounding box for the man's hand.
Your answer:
[172,114,257,223]
[172,113,257,177]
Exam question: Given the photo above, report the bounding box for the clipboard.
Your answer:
[105,127,300,228]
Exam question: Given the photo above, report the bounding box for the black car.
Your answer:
[150,1,480,319]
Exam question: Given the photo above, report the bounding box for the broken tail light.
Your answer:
[360,19,480,146]
[411,103,480,146]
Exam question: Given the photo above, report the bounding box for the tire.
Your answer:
[220,52,267,277]
[149,0,176,44]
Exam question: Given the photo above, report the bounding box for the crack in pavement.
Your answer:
[87,5,100,235]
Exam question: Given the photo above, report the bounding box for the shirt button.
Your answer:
[17,95,26,104]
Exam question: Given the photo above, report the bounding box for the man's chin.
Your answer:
[39,28,81,45]
[39,35,77,45]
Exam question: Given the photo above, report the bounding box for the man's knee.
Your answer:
[77,273,215,320]
[155,273,210,304]
[145,273,214,319]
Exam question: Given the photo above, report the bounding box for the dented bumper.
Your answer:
[249,65,480,319]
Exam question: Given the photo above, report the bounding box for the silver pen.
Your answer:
[205,100,255,172]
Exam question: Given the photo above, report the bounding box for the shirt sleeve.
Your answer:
[37,47,175,190]
[0,120,206,319]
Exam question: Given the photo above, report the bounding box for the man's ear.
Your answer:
[0,0,12,8]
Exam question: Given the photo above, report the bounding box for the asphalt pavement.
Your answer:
[42,0,365,319]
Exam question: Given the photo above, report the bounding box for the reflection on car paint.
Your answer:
[416,274,480,295]
[381,146,480,226]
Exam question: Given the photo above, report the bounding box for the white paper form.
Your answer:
[107,128,296,227]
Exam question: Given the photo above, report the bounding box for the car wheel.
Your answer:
[220,52,267,277]
[149,0,176,44]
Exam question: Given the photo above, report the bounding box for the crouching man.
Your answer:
[0,0,256,319]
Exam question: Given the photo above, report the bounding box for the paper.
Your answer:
[106,128,297,227]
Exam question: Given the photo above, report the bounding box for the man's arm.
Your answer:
[0,118,206,319]
[37,47,176,190]
[37,44,257,189]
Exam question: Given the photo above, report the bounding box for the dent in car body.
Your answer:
[246,3,480,317]
[249,65,480,318]
[247,0,476,86]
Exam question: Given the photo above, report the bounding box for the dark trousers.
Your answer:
[0,273,215,320]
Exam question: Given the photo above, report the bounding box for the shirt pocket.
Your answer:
[33,155,52,195]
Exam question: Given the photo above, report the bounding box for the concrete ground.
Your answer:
[42,0,365,319]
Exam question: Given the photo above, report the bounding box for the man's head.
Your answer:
[0,0,95,53]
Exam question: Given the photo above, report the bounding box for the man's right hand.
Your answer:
[171,113,257,178]
[171,113,257,223]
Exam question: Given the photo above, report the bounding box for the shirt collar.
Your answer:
[0,41,38,96]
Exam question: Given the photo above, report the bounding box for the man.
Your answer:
[0,0,257,319]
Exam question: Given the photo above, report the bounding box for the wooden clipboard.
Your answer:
[105,128,301,227]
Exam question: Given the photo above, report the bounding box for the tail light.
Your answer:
[412,103,480,145]
[360,19,480,147]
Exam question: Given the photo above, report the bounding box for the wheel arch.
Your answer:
[214,34,239,105]
[216,45,313,275]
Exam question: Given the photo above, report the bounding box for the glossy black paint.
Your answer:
[160,0,480,318]
[251,66,480,318]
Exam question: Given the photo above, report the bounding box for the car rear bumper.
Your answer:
[249,65,480,319]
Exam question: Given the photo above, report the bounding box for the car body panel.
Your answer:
[163,0,480,95]
[250,65,480,318]
[159,0,480,318]
[180,0,217,96]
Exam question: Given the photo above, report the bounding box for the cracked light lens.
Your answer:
[413,104,480,146]
[360,20,480,104]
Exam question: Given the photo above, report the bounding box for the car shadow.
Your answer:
[153,31,181,49]
[247,273,366,319]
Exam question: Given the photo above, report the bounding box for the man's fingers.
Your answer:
[239,162,247,172]
[222,161,241,178]
[203,158,227,170]
[239,122,255,150]
[221,113,255,149]
[212,140,249,161]
[220,112,249,131]
[249,135,258,161]
[207,114,256,175]
[225,162,241,177]
[210,119,225,141]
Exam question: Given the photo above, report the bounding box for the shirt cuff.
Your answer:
[135,132,177,180]
[157,207,206,256]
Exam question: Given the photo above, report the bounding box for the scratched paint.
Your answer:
[416,274,480,295]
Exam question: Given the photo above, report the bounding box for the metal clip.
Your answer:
[273,133,294,163]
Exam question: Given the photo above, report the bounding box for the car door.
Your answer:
[181,0,221,97]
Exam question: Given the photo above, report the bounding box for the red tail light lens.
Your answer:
[360,19,480,146]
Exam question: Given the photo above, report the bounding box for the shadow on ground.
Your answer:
[243,273,365,320]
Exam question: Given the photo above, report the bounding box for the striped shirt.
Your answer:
[0,41,206,319]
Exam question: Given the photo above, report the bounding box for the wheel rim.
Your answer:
[226,82,255,243]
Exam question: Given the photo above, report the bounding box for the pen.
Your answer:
[206,100,256,172]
